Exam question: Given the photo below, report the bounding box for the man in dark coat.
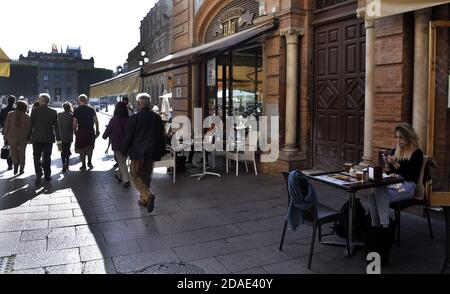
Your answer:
[27,93,61,185]
[0,95,16,170]
[121,93,165,212]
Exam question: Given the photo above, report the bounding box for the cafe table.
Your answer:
[305,170,403,256]
[181,138,221,181]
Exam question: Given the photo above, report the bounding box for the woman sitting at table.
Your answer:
[368,123,423,228]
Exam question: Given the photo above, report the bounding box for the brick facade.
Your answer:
[165,0,450,183]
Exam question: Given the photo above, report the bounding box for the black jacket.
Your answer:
[0,105,15,133]
[121,107,166,161]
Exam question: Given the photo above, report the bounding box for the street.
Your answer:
[0,109,446,274]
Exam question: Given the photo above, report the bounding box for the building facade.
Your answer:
[128,0,173,104]
[19,47,94,104]
[144,0,450,190]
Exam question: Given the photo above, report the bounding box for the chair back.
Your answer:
[414,155,429,200]
[281,171,316,221]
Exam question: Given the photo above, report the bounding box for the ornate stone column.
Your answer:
[282,27,304,152]
[413,8,432,151]
[357,8,375,166]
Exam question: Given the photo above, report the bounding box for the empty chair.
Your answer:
[226,136,257,176]
[279,171,349,269]
[389,155,434,245]
[153,145,176,183]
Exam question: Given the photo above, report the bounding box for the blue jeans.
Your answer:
[368,181,416,226]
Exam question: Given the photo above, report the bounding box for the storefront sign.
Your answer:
[207,58,216,87]
[212,7,254,38]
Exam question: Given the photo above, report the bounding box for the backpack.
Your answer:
[334,198,369,240]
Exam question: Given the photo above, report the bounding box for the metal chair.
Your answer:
[389,156,434,245]
[279,171,350,269]
[153,145,176,183]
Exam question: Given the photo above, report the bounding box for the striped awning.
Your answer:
[364,0,450,19]
[89,68,140,98]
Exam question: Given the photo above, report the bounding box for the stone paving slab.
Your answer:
[112,249,180,273]
[80,240,142,262]
[172,239,238,262]
[0,239,47,256]
[13,248,81,270]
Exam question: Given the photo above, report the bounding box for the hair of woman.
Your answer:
[16,100,28,112]
[63,101,73,112]
[394,123,419,160]
[113,101,129,118]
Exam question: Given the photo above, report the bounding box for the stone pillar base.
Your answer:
[258,151,306,176]
[359,156,373,167]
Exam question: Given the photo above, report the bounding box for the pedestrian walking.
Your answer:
[121,93,165,212]
[27,93,61,185]
[73,94,100,170]
[0,95,16,170]
[58,101,74,172]
[4,100,30,174]
[103,102,130,188]
[121,96,134,116]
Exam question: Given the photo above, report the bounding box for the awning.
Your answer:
[364,0,450,19]
[142,21,277,77]
[0,47,11,78]
[89,68,140,98]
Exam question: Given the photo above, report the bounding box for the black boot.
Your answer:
[62,158,66,172]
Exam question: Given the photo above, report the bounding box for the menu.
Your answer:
[315,173,358,186]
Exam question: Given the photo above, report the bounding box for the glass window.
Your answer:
[43,74,49,81]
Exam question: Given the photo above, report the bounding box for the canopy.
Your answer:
[0,47,10,78]
[89,68,140,98]
[364,0,449,19]
[141,21,276,77]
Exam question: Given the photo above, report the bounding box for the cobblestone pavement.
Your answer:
[0,110,447,274]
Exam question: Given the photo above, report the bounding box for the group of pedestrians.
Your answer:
[1,92,166,213]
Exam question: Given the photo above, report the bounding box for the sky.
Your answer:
[0,0,158,71]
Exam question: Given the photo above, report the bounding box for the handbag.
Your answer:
[1,145,10,159]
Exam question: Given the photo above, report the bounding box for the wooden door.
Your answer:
[313,17,365,170]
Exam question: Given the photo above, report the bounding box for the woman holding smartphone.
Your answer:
[368,123,423,228]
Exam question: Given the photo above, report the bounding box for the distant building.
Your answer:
[127,0,173,102]
[18,46,95,104]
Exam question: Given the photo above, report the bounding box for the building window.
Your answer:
[66,88,72,99]
[43,74,49,81]
[43,87,49,94]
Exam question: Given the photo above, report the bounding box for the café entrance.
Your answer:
[206,45,263,142]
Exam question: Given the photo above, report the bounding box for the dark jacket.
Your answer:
[0,105,15,133]
[103,116,129,151]
[58,111,74,143]
[287,170,318,231]
[121,107,165,161]
[27,105,61,143]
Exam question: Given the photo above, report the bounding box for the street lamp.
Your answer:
[139,49,150,93]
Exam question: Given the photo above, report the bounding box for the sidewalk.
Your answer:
[0,114,447,274]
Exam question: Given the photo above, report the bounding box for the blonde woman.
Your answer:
[4,100,30,174]
[368,123,423,228]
